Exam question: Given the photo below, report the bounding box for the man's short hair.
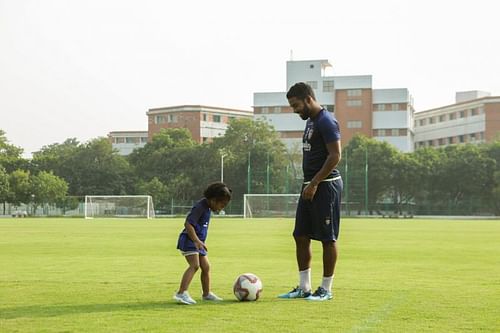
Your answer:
[286,82,316,101]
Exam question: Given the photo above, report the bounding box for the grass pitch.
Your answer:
[1,217,499,332]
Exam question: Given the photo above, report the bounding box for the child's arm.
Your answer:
[184,221,208,252]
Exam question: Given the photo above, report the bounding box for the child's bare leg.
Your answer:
[199,255,211,296]
[178,254,200,293]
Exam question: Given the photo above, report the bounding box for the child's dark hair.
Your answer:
[204,182,232,202]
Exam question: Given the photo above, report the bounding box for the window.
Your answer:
[273,107,281,113]
[447,137,453,144]
[213,115,221,122]
[470,133,476,141]
[391,129,399,136]
[347,100,362,107]
[155,115,166,124]
[438,138,445,145]
[471,108,478,116]
[141,137,148,143]
[306,81,318,89]
[347,120,362,128]
[419,119,426,126]
[115,137,125,144]
[428,140,434,146]
[391,104,399,111]
[439,115,445,122]
[323,80,334,92]
[459,135,465,143]
[347,89,362,97]
[429,117,435,124]
[399,129,407,136]
[261,107,269,114]
[377,129,386,136]
[459,110,466,118]
[449,113,456,120]
[203,113,207,121]
[168,114,177,123]
[375,104,386,111]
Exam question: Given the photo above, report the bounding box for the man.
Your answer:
[278,82,343,301]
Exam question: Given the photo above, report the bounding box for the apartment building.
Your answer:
[414,91,500,149]
[108,131,148,155]
[146,105,253,144]
[253,59,415,152]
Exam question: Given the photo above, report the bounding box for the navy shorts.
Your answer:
[294,177,343,241]
[176,233,207,256]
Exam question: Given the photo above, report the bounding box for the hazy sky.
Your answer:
[1,0,499,157]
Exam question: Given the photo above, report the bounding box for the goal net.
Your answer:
[84,195,155,219]
[243,194,300,219]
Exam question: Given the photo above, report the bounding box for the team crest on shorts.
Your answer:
[325,218,331,225]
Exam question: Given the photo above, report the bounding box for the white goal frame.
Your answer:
[243,194,300,219]
[84,195,155,219]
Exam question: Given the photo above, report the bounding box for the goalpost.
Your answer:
[84,195,155,219]
[243,194,300,219]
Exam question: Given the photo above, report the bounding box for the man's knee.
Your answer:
[294,235,310,247]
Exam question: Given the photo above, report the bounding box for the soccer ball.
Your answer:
[233,273,263,301]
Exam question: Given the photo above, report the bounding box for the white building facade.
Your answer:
[108,131,148,155]
[414,91,500,148]
[254,59,415,152]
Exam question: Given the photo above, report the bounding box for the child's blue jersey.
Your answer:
[176,198,211,255]
[302,108,341,181]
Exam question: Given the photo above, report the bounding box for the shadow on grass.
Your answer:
[1,299,246,319]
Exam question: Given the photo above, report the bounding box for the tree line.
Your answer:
[1,120,499,216]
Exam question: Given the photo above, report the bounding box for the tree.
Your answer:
[8,169,31,206]
[128,128,202,202]
[436,145,495,214]
[0,129,25,173]
[0,167,9,214]
[492,170,500,215]
[340,134,396,214]
[34,138,134,196]
[31,138,81,182]
[30,171,68,214]
[482,140,500,214]
[387,152,420,215]
[136,177,169,211]
[210,118,289,200]
[71,138,134,195]
[128,128,197,182]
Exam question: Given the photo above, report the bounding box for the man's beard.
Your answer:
[300,105,311,120]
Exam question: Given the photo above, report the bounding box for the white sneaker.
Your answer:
[202,292,223,301]
[174,291,197,305]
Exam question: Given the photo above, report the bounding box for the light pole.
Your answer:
[31,194,35,216]
[220,150,227,182]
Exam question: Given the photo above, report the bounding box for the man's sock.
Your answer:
[321,275,334,292]
[299,268,311,292]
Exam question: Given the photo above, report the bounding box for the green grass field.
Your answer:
[1,217,499,333]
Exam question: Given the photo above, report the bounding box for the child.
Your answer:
[174,182,232,305]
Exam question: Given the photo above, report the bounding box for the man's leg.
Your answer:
[321,240,337,277]
[305,241,337,301]
[295,235,311,271]
[277,235,311,298]
[295,235,312,293]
